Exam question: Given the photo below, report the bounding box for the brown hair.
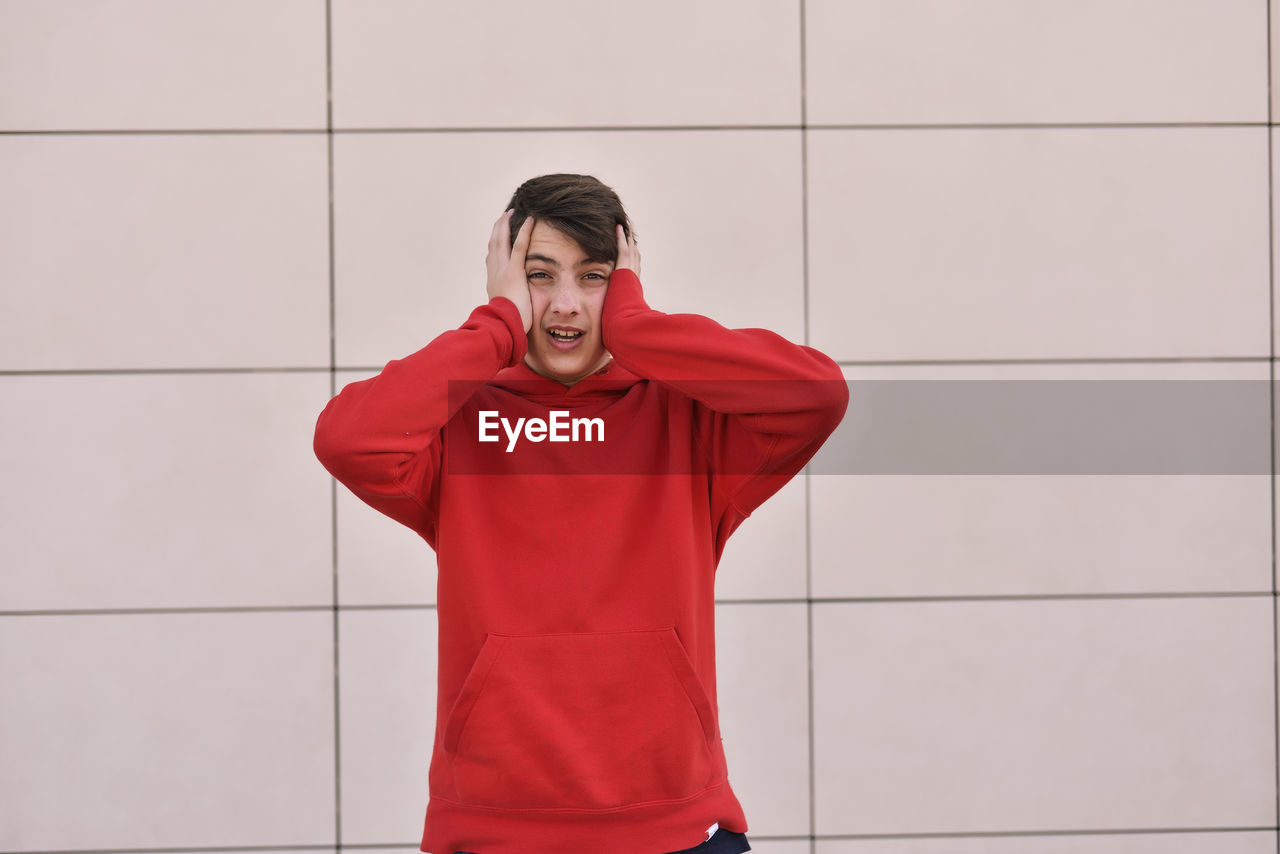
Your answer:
[505,174,633,264]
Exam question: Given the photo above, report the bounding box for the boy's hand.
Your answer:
[615,223,640,278]
[486,210,534,333]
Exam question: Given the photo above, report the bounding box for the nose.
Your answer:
[548,279,579,315]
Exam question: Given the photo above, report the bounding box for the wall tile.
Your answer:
[333,130,804,368]
[336,484,438,607]
[717,475,808,601]
[330,0,800,128]
[1276,593,1280,830]
[807,127,1269,361]
[805,0,1266,125]
[0,0,326,130]
[750,842,812,854]
[338,608,436,844]
[811,362,1271,599]
[811,597,1275,835]
[0,611,335,849]
[1273,0,1280,123]
[0,135,330,370]
[717,603,812,837]
[1271,130,1280,357]
[817,832,1277,853]
[0,373,334,610]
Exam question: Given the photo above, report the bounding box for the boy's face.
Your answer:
[522,221,613,385]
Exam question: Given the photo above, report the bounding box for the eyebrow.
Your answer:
[525,253,561,268]
[525,253,610,269]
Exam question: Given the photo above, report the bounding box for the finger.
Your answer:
[509,215,535,265]
[489,209,513,255]
[615,224,629,267]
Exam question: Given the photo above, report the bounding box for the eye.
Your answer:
[526,270,551,282]
[582,272,607,284]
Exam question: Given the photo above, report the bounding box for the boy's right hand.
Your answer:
[485,210,534,333]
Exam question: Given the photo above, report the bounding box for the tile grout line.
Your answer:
[797,2,819,852]
[1268,0,1279,847]
[1,354,1267,380]
[0,367,338,376]
[834,355,1270,367]
[816,826,1280,841]
[1,355,1269,380]
[805,476,818,854]
[323,0,342,847]
[0,604,437,618]
[3,590,1273,619]
[9,826,1276,854]
[2,121,1278,135]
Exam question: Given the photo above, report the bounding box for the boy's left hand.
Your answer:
[614,224,640,278]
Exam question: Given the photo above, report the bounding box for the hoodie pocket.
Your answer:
[443,627,717,810]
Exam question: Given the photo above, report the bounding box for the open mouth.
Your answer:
[547,328,584,343]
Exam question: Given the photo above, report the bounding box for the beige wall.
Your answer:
[1,1,1275,852]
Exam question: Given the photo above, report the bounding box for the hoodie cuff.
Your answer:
[604,268,650,319]
[478,297,529,367]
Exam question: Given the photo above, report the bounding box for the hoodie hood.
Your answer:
[490,357,642,401]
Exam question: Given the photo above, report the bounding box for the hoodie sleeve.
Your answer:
[601,268,848,530]
[313,298,527,545]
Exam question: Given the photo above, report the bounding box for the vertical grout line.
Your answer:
[324,0,342,848]
[805,476,819,854]
[800,5,811,352]
[1267,3,1279,850]
[798,3,818,852]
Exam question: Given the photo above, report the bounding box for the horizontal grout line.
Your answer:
[2,356,1273,377]
[5,847,334,854]
[334,843,829,852]
[0,603,441,618]
[0,128,327,136]
[331,121,1275,133]
[337,124,799,133]
[0,367,333,377]
[339,838,821,850]
[335,603,437,611]
[2,591,1271,618]
[802,591,1274,604]
[341,841,824,851]
[836,355,1271,367]
[0,604,340,617]
[10,827,1274,854]
[822,825,1278,841]
[0,121,1271,137]
[811,121,1269,131]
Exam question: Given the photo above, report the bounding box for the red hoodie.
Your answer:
[314,269,847,854]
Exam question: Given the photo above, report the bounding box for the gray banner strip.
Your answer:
[811,380,1270,475]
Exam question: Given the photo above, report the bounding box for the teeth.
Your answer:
[549,329,582,340]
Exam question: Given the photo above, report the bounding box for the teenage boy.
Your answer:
[314,174,847,854]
